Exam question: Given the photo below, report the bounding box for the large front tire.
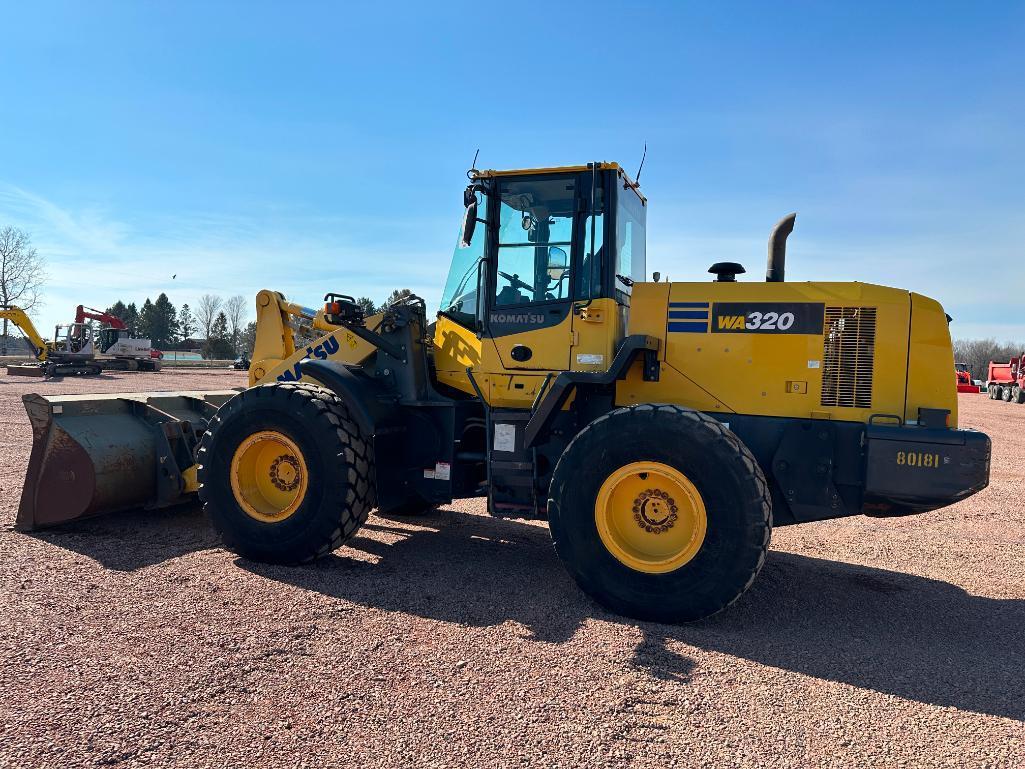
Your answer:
[548,404,771,623]
[197,382,374,564]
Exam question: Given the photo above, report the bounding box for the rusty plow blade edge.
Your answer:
[16,389,238,530]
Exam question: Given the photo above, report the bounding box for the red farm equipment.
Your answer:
[986,353,1025,403]
[956,363,981,394]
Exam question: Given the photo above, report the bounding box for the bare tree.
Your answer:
[0,227,47,355]
[224,294,248,350]
[195,294,223,340]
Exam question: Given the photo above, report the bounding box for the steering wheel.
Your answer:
[498,271,534,293]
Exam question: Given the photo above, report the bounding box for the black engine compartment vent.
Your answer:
[821,307,877,409]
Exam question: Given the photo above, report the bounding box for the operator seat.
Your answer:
[497,284,527,305]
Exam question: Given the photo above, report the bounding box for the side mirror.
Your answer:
[547,246,569,281]
[460,185,478,248]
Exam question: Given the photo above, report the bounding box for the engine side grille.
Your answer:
[821,306,877,408]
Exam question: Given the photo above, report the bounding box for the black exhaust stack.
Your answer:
[766,213,797,282]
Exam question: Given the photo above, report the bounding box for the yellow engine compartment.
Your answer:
[431,281,958,428]
[620,281,957,428]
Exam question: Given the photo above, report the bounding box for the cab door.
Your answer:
[568,170,621,373]
[483,173,580,372]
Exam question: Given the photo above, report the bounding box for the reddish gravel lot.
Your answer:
[0,372,1021,768]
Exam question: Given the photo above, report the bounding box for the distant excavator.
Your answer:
[1,304,163,377]
[74,305,163,371]
[1,305,102,377]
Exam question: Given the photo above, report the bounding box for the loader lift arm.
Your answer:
[249,289,381,385]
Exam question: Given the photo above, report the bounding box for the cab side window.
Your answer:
[615,184,647,301]
[495,177,575,306]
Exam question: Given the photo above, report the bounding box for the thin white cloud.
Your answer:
[0,183,452,331]
[2,180,1021,343]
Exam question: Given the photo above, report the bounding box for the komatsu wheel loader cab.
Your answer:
[20,162,992,623]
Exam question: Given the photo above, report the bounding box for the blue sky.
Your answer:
[1,1,1022,339]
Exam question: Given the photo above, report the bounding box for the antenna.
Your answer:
[466,148,480,179]
[634,142,647,185]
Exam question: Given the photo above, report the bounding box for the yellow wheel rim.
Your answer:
[594,461,707,574]
[229,430,309,523]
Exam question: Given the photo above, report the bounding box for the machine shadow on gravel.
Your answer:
[38,503,1022,720]
[241,509,1024,722]
[28,504,217,571]
[643,551,1024,721]
[241,508,595,645]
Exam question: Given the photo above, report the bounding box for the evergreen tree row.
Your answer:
[104,292,249,359]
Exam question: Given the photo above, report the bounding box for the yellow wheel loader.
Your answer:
[17,163,991,622]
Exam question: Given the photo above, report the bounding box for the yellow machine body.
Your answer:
[432,283,957,429]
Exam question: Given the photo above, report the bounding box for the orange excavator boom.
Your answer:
[75,305,126,330]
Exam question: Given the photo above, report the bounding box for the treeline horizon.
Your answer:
[952,338,1023,380]
[104,292,253,359]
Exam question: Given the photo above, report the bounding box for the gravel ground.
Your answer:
[0,372,1021,768]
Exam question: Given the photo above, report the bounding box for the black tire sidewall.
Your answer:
[199,385,360,563]
[549,405,769,622]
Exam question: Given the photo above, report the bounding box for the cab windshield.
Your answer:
[439,191,487,327]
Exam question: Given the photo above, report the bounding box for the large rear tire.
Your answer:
[197,382,374,564]
[1003,386,1014,402]
[548,404,771,623]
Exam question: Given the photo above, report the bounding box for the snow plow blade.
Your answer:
[16,390,237,531]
